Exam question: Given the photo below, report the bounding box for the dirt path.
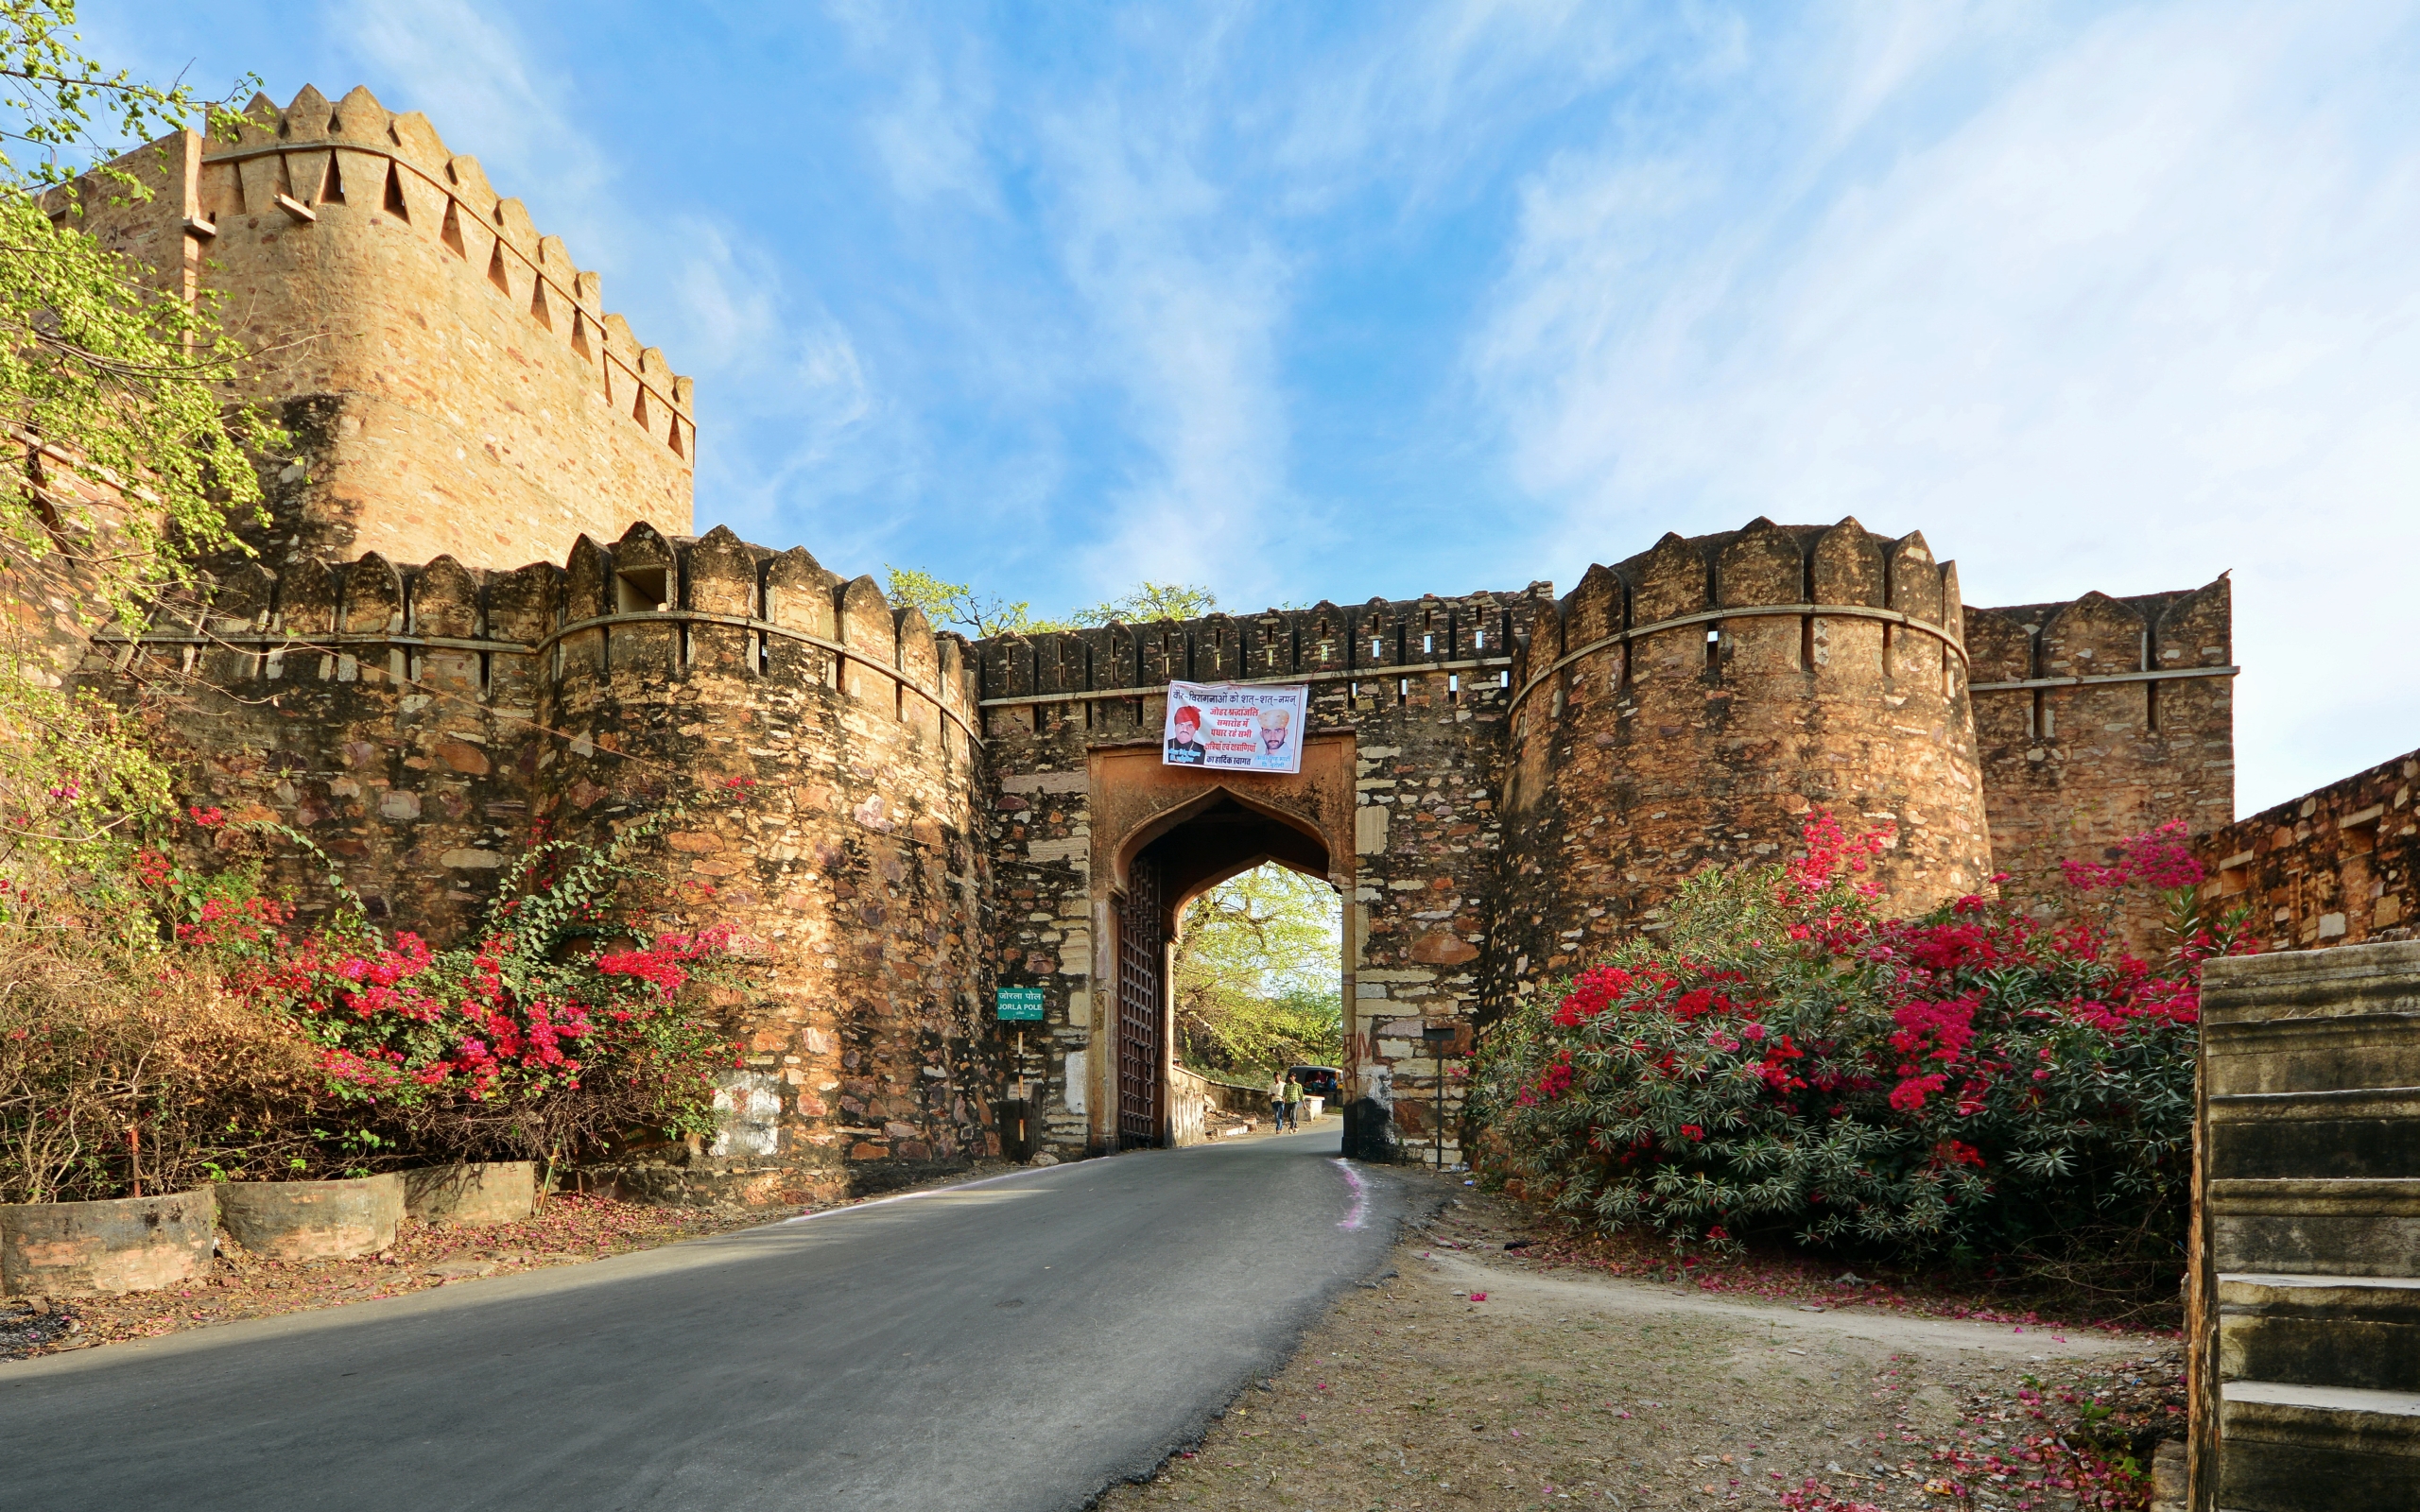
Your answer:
[1098,1185,2182,1512]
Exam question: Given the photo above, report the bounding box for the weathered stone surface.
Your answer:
[35,83,2306,1200]
[0,1190,216,1297]
[2197,750,2420,954]
[217,1174,404,1262]
[48,97,693,570]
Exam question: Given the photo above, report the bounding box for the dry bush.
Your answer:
[0,931,324,1204]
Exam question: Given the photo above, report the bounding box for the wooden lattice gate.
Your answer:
[1116,855,1165,1148]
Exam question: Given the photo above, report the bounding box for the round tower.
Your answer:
[1495,517,1992,991]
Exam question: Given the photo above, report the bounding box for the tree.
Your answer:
[1171,863,1342,1078]
[885,566,1219,638]
[1069,580,1219,627]
[883,565,1054,637]
[0,3,279,887]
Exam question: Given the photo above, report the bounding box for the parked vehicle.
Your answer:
[1286,1066,1342,1103]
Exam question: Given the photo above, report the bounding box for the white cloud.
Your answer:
[336,0,616,260]
[1476,0,2420,814]
[1037,92,1302,606]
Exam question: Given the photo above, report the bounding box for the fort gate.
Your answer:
[64,86,2412,1209]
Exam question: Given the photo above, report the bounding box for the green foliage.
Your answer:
[886,565,1219,638]
[1172,863,1342,1077]
[1,1,255,188]
[1067,579,1219,627]
[0,5,283,889]
[884,565,1054,637]
[1471,818,2253,1300]
[233,806,750,1173]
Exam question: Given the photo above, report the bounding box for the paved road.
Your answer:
[0,1129,1409,1512]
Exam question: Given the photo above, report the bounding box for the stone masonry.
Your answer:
[44,82,2413,1194]
[44,87,694,572]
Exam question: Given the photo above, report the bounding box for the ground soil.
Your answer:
[1097,1175,2185,1512]
[0,1160,1028,1362]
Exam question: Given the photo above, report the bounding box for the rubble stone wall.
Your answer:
[87,522,991,1204]
[2195,748,2420,954]
[1494,518,1994,1000]
[35,85,2281,1192]
[1966,580,2237,930]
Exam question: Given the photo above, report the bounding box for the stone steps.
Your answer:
[2215,1381,2420,1510]
[2197,944,2420,1511]
[2219,1273,2420,1394]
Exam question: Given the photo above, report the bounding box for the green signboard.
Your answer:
[996,987,1046,1022]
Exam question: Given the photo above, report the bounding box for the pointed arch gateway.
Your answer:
[1087,740,1358,1149]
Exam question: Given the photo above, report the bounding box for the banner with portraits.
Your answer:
[1162,680,1307,774]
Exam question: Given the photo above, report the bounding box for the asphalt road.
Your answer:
[0,1128,1411,1512]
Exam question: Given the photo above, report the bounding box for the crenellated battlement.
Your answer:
[1963,579,2232,689]
[31,64,2269,1186]
[1963,577,2236,929]
[185,85,694,457]
[105,522,979,750]
[45,86,697,573]
[973,587,1548,733]
[1506,517,1967,709]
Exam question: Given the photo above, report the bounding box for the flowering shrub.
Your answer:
[198,807,750,1176]
[1472,816,2252,1296]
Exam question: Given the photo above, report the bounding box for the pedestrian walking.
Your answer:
[1268,1073,1286,1129]
[1281,1072,1304,1131]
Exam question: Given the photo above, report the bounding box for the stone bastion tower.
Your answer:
[53,86,2240,1194]
[1491,519,1993,986]
[48,84,696,569]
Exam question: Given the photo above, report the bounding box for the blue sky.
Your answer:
[83,0,2420,816]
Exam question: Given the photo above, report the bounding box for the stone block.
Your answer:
[403,1163,537,1228]
[217,1175,404,1262]
[1,1190,216,1297]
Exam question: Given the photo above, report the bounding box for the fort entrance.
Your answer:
[1088,742,1355,1150]
[60,86,2294,1199]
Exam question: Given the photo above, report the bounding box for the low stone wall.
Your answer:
[404,1163,536,1227]
[0,1190,216,1297]
[218,1175,404,1262]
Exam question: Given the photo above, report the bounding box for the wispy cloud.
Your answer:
[93,0,2420,810]
[1476,0,2420,810]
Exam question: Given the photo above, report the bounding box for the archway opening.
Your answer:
[1170,862,1344,1099]
[1113,790,1341,1148]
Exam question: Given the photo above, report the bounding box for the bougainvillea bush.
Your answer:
[1472,816,2252,1298]
[201,807,748,1179]
[1,803,746,1201]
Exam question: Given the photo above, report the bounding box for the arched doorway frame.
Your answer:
[1082,736,1358,1150]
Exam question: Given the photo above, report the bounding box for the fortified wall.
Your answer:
[66,84,2420,1198]
[45,87,694,571]
[92,522,993,1205]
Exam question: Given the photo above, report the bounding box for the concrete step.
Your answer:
[2207,1085,2420,1181]
[2209,1177,2420,1276]
[2218,1380,2420,1511]
[2220,1273,2420,1393]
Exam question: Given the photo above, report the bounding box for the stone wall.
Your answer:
[31,81,2279,1193]
[50,87,695,572]
[976,590,1541,1166]
[2195,747,2420,954]
[1966,580,2236,928]
[85,521,993,1204]
[1495,518,1994,999]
